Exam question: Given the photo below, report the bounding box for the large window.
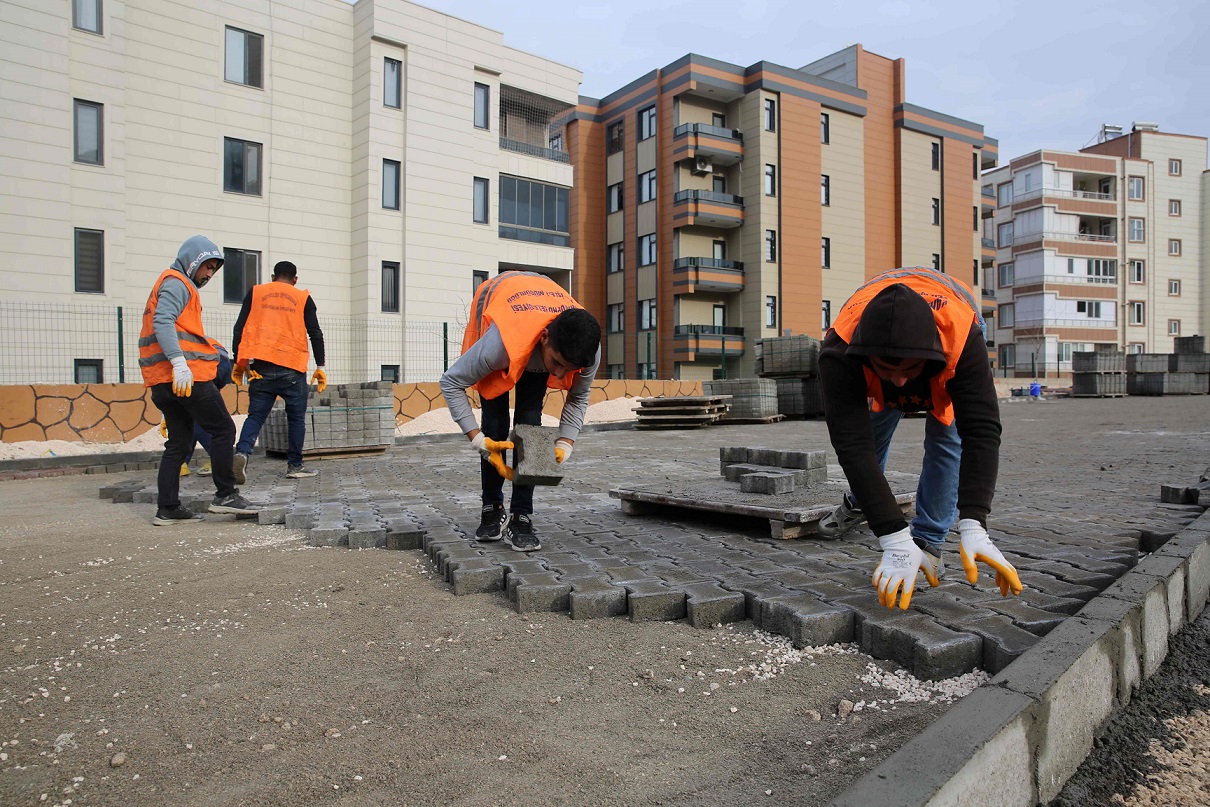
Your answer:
[638,105,656,140]
[764,99,776,131]
[765,165,776,196]
[1129,260,1145,283]
[766,296,777,328]
[821,175,830,206]
[1128,218,1145,242]
[382,159,400,209]
[74,359,103,383]
[1127,176,1144,200]
[474,83,490,130]
[72,0,101,34]
[606,182,623,213]
[639,298,656,330]
[223,247,260,304]
[74,227,104,293]
[997,221,1014,247]
[499,176,570,246]
[381,261,400,313]
[638,170,656,203]
[1077,301,1102,318]
[638,233,656,266]
[224,26,263,88]
[1128,301,1144,325]
[821,236,831,269]
[931,142,940,171]
[606,303,624,333]
[384,58,402,108]
[606,120,624,155]
[1087,259,1116,283]
[998,303,1014,328]
[607,243,624,274]
[73,100,102,165]
[998,262,1014,287]
[223,137,262,195]
[997,182,1012,207]
[820,112,830,144]
[765,230,777,262]
[473,177,489,223]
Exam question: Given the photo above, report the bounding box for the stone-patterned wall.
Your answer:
[1,380,703,443]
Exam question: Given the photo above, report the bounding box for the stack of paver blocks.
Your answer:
[753,334,824,418]
[263,381,395,456]
[1127,352,1205,396]
[1071,347,1126,397]
[719,446,827,495]
[702,378,779,421]
[1171,335,1210,394]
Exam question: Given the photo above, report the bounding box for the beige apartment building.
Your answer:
[982,124,1208,378]
[0,0,579,383]
[561,45,998,380]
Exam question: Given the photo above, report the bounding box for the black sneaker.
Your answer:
[153,506,202,526]
[503,514,541,552]
[475,504,507,542]
[286,464,318,479]
[232,452,250,485]
[209,493,259,515]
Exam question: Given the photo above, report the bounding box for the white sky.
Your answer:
[414,0,1209,166]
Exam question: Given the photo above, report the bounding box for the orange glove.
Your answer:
[311,368,327,394]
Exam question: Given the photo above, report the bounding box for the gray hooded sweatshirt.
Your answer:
[153,236,223,360]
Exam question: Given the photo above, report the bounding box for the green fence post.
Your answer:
[443,322,449,371]
[117,306,125,383]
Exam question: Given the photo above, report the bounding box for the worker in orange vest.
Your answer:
[139,235,259,525]
[440,271,601,552]
[230,261,327,482]
[817,267,1022,609]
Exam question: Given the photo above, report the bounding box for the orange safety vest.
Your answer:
[462,271,583,400]
[237,282,312,373]
[138,269,219,387]
[830,267,981,426]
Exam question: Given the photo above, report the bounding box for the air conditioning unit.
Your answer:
[691,156,713,176]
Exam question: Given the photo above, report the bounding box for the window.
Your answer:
[765,230,777,262]
[1128,343,1144,354]
[821,112,830,144]
[474,83,490,129]
[1129,260,1145,283]
[931,198,940,225]
[224,26,263,88]
[638,234,656,266]
[638,105,656,140]
[1166,234,1179,254]
[606,120,624,155]
[1128,302,1144,325]
[639,298,656,330]
[223,137,263,195]
[765,296,777,328]
[974,206,979,232]
[821,300,831,331]
[1169,159,1182,176]
[73,100,102,165]
[606,303,624,333]
[972,152,979,180]
[384,58,402,108]
[1058,343,1073,363]
[999,303,1015,328]
[382,159,400,209]
[713,305,726,328]
[74,227,104,293]
[764,99,776,131]
[222,247,261,304]
[998,222,1013,247]
[74,359,103,384]
[638,170,657,203]
[1127,176,1144,200]
[997,182,1012,207]
[931,142,940,170]
[1126,218,1144,242]
[1169,199,1181,216]
[765,164,776,196]
[1088,259,1116,283]
[1076,300,1103,318]
[606,182,623,213]
[548,133,563,152]
[1169,319,1181,336]
[821,175,830,206]
[637,361,655,380]
[998,262,1014,287]
[606,364,624,379]
[381,261,400,313]
[821,236,831,269]
[381,365,400,383]
[472,270,488,296]
[473,177,489,223]
[72,0,101,34]
[1169,279,1181,296]
[931,253,941,272]
[498,176,570,246]
[712,240,726,260]
[607,242,624,274]
[712,175,726,194]
[998,344,1016,369]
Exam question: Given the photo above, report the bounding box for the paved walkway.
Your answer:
[100,397,1207,681]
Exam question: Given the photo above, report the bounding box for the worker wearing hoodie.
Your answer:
[817,267,1021,609]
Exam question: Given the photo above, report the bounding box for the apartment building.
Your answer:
[982,124,1208,377]
[0,0,579,383]
[561,45,997,380]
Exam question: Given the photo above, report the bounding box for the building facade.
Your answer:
[982,125,1208,377]
[0,0,579,383]
[562,45,998,380]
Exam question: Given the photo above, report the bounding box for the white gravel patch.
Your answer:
[0,415,249,461]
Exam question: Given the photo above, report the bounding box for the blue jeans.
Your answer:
[235,365,309,467]
[479,370,547,515]
[850,408,962,548]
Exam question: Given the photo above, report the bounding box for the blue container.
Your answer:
[1029,381,1041,397]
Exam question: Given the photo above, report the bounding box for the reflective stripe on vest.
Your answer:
[237,282,312,373]
[138,269,219,387]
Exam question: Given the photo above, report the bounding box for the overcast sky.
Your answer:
[417,0,1209,166]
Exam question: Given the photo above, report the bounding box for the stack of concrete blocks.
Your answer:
[719,446,827,495]
[1170,335,1210,394]
[262,381,395,456]
[1127,352,1204,396]
[702,378,779,421]
[1071,348,1126,397]
[753,334,824,418]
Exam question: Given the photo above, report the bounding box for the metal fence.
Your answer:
[0,301,464,385]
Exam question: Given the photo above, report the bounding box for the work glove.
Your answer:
[232,363,246,386]
[169,356,193,398]
[958,519,1023,597]
[554,438,573,464]
[312,368,327,394]
[871,527,939,610]
[470,432,515,481]
[158,418,168,438]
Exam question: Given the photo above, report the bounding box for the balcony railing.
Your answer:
[673,257,744,271]
[981,237,995,248]
[673,189,743,206]
[499,137,570,164]
[674,325,745,336]
[1014,187,1115,203]
[498,225,570,247]
[1012,317,1117,329]
[982,187,995,199]
[1016,230,1116,244]
[1012,273,1118,286]
[672,122,744,142]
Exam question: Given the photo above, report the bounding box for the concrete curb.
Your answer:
[829,507,1210,807]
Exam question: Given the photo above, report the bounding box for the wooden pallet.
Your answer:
[636,395,731,429]
[716,413,785,425]
[268,445,391,460]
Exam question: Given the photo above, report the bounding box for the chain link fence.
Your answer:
[0,301,463,385]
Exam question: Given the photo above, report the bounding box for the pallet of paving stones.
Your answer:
[702,378,779,420]
[753,334,821,376]
[1126,371,1205,396]
[774,376,825,418]
[1071,372,1127,397]
[263,381,397,454]
[635,395,730,429]
[1071,350,1125,374]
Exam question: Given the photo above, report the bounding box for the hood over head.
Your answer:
[846,283,946,366]
[171,236,224,285]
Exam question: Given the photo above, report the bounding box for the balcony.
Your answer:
[672,123,744,166]
[1012,186,1117,218]
[1013,317,1117,330]
[673,189,744,229]
[673,325,746,361]
[672,257,744,294]
[499,137,570,164]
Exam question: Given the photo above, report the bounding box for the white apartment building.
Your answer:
[0,0,580,383]
[982,124,1208,378]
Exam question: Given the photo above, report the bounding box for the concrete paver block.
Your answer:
[511,423,564,486]
[740,472,795,495]
[962,615,1040,673]
[682,581,746,627]
[623,580,686,622]
[568,579,628,620]
[257,506,287,525]
[761,593,854,647]
[450,558,506,596]
[861,612,983,680]
[508,571,571,613]
[348,527,386,549]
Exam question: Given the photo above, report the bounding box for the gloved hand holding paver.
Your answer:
[958,519,1022,597]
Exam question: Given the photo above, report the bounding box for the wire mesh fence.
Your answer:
[0,301,464,385]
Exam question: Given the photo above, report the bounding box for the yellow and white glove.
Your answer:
[311,368,327,394]
[470,432,514,481]
[158,418,168,438]
[554,438,573,464]
[232,363,246,386]
[958,519,1023,597]
[169,356,193,397]
[872,527,939,610]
